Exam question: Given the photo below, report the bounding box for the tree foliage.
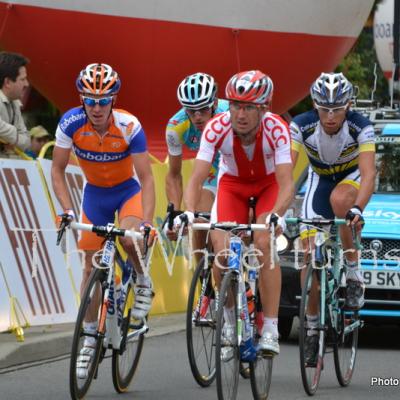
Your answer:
[289,24,390,116]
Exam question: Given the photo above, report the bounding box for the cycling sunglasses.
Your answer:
[314,104,348,114]
[82,96,113,107]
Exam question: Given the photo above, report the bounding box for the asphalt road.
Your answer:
[0,323,399,400]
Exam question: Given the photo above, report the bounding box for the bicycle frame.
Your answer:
[192,222,269,362]
[287,217,362,339]
[69,222,149,350]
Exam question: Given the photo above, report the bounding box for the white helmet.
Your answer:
[177,72,217,109]
[310,72,353,106]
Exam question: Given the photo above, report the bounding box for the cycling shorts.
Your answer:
[78,178,143,250]
[300,169,360,239]
[211,174,278,223]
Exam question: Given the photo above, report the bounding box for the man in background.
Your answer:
[0,51,30,156]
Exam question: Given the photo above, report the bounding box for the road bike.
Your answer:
[286,217,362,396]
[57,220,152,400]
[191,220,275,400]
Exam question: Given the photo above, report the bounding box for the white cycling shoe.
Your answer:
[76,345,95,379]
[258,331,280,355]
[132,285,154,320]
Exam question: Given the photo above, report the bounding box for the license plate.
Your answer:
[362,270,400,289]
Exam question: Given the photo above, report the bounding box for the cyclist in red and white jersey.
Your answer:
[51,63,155,377]
[178,70,294,354]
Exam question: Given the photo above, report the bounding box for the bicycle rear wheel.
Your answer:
[69,268,106,400]
[186,255,216,387]
[112,281,145,393]
[216,271,240,400]
[299,264,325,396]
[333,272,359,387]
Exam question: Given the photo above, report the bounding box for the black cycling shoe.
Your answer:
[345,279,365,310]
[304,334,319,367]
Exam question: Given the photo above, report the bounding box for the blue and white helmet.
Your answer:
[177,72,217,109]
[310,72,353,106]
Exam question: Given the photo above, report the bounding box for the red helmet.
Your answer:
[225,70,273,104]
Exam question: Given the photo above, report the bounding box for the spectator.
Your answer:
[0,51,30,157]
[25,125,50,159]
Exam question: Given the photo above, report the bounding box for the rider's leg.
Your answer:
[330,182,365,309]
[254,213,280,346]
[119,191,154,319]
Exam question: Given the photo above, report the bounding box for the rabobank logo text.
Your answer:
[74,146,129,162]
[60,111,86,132]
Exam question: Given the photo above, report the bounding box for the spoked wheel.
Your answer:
[216,271,240,400]
[186,255,216,387]
[112,282,145,393]
[333,274,359,387]
[299,264,325,396]
[250,353,273,400]
[69,268,106,400]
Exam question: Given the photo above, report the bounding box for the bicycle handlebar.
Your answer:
[192,222,268,231]
[285,217,346,226]
[70,221,142,239]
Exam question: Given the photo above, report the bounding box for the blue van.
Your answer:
[360,123,400,319]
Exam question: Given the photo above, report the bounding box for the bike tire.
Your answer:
[69,268,106,400]
[216,271,240,400]
[186,255,216,387]
[299,264,325,396]
[250,280,273,399]
[333,269,359,387]
[112,281,145,392]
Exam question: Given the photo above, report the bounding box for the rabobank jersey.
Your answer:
[290,110,375,181]
[55,107,147,188]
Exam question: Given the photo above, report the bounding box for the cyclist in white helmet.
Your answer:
[290,72,376,365]
[165,72,228,253]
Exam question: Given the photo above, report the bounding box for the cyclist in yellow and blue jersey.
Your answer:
[166,72,228,207]
[290,72,376,366]
[165,73,228,252]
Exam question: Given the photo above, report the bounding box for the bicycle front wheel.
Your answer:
[186,255,216,387]
[216,271,240,400]
[69,268,106,400]
[112,281,145,393]
[250,353,273,399]
[299,264,325,396]
[333,273,359,386]
[250,289,273,399]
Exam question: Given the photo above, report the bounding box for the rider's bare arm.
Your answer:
[184,159,212,212]
[271,162,295,216]
[354,150,376,211]
[166,154,183,209]
[133,152,156,223]
[51,146,74,211]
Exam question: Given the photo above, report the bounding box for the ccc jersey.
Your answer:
[197,111,292,181]
[290,110,375,181]
[55,107,147,188]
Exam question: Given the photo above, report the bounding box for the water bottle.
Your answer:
[228,236,242,271]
